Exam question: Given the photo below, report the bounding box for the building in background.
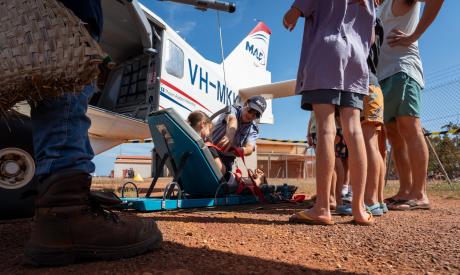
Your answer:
[256,139,315,179]
[114,155,152,178]
[115,140,315,179]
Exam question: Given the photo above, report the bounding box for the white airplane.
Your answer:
[0,0,296,218]
[87,0,285,154]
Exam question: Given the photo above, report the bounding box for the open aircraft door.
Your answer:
[89,0,166,154]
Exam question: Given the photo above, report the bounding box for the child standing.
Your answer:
[285,0,375,225]
[362,17,387,216]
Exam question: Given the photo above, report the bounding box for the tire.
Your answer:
[0,114,36,219]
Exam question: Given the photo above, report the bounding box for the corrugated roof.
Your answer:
[114,159,151,164]
[257,139,309,146]
[116,155,152,160]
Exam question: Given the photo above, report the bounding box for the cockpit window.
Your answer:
[165,40,184,78]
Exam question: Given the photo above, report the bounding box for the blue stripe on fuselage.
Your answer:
[160,92,192,112]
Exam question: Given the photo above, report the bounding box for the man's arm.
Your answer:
[283,0,315,31]
[239,125,259,156]
[387,0,444,47]
[216,113,237,151]
[242,143,255,156]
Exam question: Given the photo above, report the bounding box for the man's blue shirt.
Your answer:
[211,105,259,148]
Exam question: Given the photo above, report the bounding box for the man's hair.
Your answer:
[187,110,211,129]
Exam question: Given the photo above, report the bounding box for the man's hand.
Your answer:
[387,29,416,47]
[283,7,301,31]
[216,135,233,152]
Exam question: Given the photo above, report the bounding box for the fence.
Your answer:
[259,64,460,183]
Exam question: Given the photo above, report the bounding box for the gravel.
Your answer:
[1,196,459,274]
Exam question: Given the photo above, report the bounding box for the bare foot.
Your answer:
[306,205,332,222]
[352,209,374,225]
[250,169,266,187]
[390,199,431,211]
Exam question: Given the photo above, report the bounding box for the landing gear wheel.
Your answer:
[0,114,37,219]
[0,148,35,190]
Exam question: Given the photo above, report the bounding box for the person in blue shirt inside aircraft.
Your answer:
[211,95,267,172]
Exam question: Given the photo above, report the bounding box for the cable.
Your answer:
[216,11,227,87]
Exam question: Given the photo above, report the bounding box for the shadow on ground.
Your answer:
[0,217,352,274]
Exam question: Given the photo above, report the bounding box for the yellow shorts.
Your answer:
[361,85,384,129]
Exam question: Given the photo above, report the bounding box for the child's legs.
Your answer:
[396,116,429,202]
[362,85,385,205]
[385,122,412,198]
[378,128,387,202]
[311,104,336,217]
[334,157,344,205]
[342,158,350,192]
[362,123,381,205]
[340,107,368,220]
[330,168,337,207]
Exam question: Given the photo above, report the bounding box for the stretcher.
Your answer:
[121,108,260,211]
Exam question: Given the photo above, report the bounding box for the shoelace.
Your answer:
[85,201,120,223]
[87,192,122,223]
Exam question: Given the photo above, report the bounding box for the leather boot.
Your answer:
[23,169,162,266]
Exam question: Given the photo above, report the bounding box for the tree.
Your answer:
[427,122,460,180]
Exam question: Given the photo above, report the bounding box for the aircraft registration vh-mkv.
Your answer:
[0,0,296,218]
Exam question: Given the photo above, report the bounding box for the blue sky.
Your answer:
[93,0,460,176]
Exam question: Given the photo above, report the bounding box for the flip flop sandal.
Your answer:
[289,211,334,225]
[387,199,410,210]
[352,210,375,226]
[384,197,400,204]
[391,200,431,211]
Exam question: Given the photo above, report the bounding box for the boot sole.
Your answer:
[23,233,163,266]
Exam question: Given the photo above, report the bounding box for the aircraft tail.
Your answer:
[223,22,272,89]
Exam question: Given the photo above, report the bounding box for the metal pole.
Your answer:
[268,154,271,179]
[285,156,288,179]
[304,159,307,179]
[425,135,453,187]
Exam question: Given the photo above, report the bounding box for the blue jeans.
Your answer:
[31,85,96,176]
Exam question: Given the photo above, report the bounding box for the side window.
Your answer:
[165,40,184,78]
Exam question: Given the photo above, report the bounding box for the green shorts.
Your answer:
[380,72,423,123]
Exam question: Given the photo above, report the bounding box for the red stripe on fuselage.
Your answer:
[160,79,211,113]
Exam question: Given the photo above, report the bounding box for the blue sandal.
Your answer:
[335,204,352,216]
[366,203,384,216]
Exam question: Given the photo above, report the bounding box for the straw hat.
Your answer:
[0,0,106,117]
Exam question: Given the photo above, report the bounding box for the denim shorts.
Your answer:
[301,89,365,111]
[380,72,422,123]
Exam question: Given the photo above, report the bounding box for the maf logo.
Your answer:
[245,32,268,67]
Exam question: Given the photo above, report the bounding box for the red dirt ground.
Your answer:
[1,196,459,274]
